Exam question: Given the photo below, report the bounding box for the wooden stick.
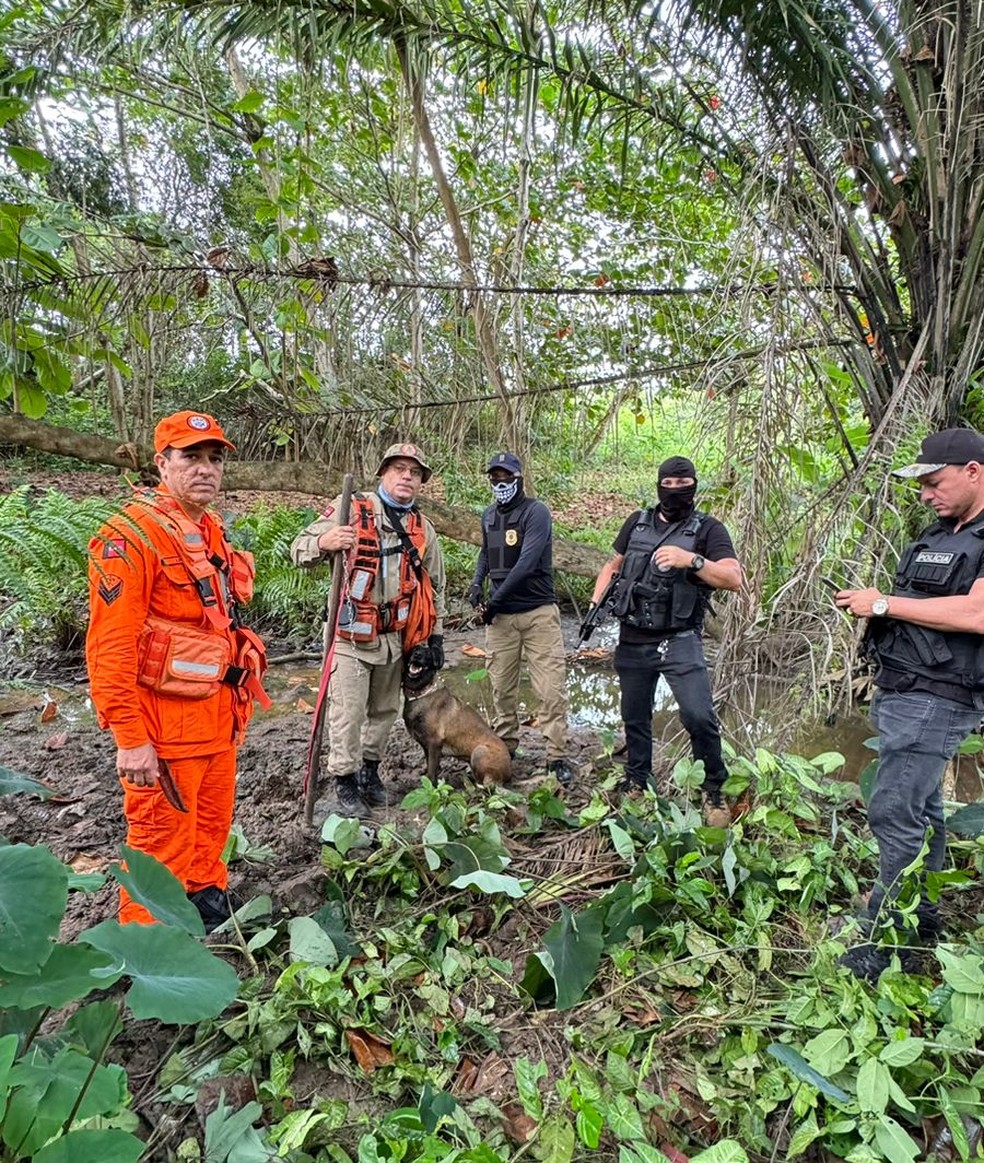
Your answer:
[303,473,354,827]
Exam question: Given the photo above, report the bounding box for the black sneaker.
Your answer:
[547,759,575,786]
[617,773,651,796]
[358,759,387,806]
[336,773,368,816]
[187,886,232,933]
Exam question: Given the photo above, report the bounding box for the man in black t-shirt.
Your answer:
[587,455,742,823]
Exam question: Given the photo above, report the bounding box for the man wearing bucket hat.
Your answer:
[468,452,574,784]
[292,442,446,815]
[86,410,270,931]
[835,427,984,981]
[586,455,742,822]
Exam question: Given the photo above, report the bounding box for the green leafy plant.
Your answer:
[0,775,240,1162]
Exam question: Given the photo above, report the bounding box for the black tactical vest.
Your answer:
[870,512,984,688]
[611,509,709,632]
[484,496,536,580]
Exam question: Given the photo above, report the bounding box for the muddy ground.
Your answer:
[0,628,611,942]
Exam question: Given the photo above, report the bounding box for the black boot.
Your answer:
[358,759,387,806]
[188,886,232,933]
[547,759,575,786]
[336,773,368,816]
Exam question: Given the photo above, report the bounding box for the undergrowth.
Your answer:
[27,747,976,1163]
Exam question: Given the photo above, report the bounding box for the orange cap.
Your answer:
[153,410,236,453]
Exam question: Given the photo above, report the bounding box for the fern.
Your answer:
[231,505,329,643]
[0,487,117,652]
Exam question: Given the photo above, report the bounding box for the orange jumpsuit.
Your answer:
[86,485,261,924]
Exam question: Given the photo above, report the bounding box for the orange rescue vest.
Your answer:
[339,495,437,649]
[131,492,271,711]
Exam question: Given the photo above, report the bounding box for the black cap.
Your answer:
[893,428,984,478]
[486,451,522,475]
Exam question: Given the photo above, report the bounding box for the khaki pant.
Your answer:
[326,633,403,777]
[486,604,568,759]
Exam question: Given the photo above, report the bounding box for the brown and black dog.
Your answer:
[403,655,512,786]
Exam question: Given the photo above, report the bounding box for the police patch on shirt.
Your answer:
[505,529,519,546]
[915,551,955,565]
[320,505,335,519]
[98,578,123,606]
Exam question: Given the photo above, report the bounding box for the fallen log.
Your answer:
[0,415,609,578]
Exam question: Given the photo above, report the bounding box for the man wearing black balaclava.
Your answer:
[468,452,574,785]
[586,455,742,823]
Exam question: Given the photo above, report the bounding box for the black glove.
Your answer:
[481,603,498,626]
[428,634,445,670]
[467,584,483,609]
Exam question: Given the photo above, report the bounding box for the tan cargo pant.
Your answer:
[325,633,403,777]
[486,603,568,759]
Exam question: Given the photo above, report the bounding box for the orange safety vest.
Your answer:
[130,492,271,711]
[340,495,437,650]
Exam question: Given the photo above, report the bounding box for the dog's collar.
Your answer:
[403,676,444,701]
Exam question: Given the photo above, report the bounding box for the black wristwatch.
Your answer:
[690,554,705,573]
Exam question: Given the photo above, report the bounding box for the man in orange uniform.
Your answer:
[86,411,269,930]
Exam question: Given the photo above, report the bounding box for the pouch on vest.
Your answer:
[137,617,232,700]
[906,549,967,595]
[338,597,377,643]
[230,549,256,604]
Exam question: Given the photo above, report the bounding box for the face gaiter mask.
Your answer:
[491,479,520,506]
[656,456,698,522]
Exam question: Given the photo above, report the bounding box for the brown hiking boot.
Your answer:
[702,790,731,828]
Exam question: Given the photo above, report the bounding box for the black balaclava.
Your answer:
[657,455,698,522]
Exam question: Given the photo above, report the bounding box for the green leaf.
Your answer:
[0,766,54,799]
[311,901,360,959]
[946,802,984,837]
[809,751,845,774]
[514,1056,547,1119]
[519,953,556,1005]
[856,1057,890,1114]
[0,1033,17,1122]
[0,943,121,1009]
[606,820,636,861]
[0,843,68,973]
[537,1114,575,1163]
[81,919,239,1022]
[448,870,525,896]
[690,1145,750,1163]
[203,1096,269,1163]
[803,1028,852,1075]
[233,91,265,113]
[576,1101,603,1147]
[786,1112,821,1158]
[4,1049,126,1157]
[606,1092,645,1141]
[7,145,50,172]
[32,1129,144,1163]
[543,904,605,1010]
[873,1114,919,1162]
[879,1037,925,1067]
[938,947,984,992]
[938,1086,971,1161]
[288,916,338,967]
[766,1043,851,1103]
[111,847,205,935]
[20,225,63,255]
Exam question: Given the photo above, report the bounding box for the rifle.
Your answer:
[577,573,620,645]
[303,473,354,827]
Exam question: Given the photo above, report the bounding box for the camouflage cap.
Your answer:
[376,442,432,483]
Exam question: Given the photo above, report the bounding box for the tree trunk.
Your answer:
[0,415,607,578]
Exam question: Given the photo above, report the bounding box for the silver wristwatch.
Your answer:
[871,596,889,616]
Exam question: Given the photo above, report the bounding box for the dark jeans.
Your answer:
[614,631,727,791]
[866,690,981,933]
